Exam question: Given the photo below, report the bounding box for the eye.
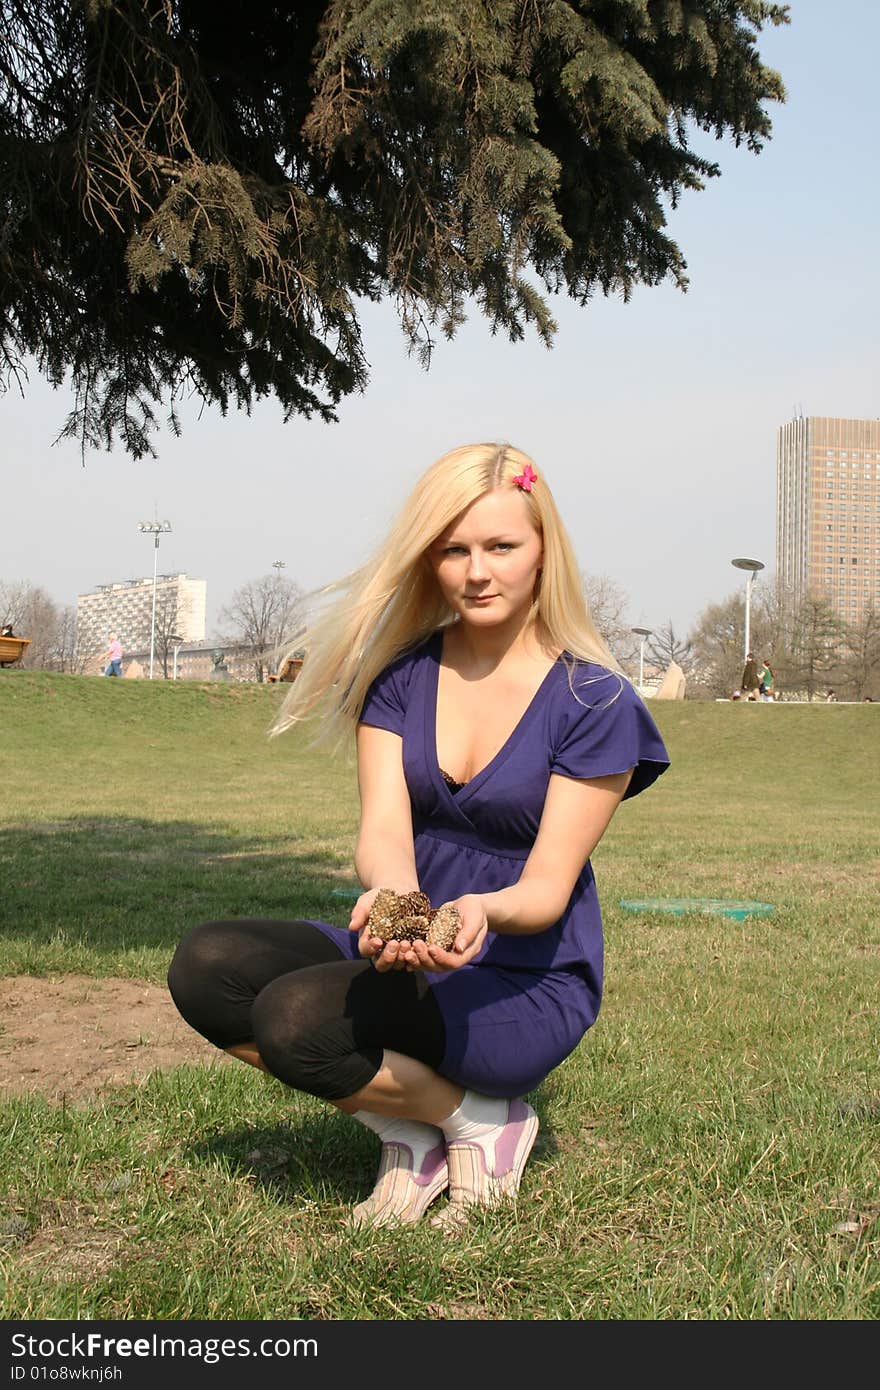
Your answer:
[441,544,468,556]
[493,542,514,552]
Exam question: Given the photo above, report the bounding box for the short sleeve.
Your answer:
[550,668,670,799]
[358,651,412,736]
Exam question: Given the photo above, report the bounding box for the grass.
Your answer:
[1,670,879,1319]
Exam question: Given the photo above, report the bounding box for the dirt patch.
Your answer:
[0,975,231,1102]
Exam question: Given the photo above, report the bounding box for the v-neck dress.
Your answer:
[310,631,670,1097]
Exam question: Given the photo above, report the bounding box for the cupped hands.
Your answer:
[348,888,488,973]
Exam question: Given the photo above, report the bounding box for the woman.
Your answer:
[168,443,669,1229]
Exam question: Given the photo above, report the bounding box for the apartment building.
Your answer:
[76,573,207,663]
[776,416,880,621]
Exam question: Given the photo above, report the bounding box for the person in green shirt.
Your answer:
[759,659,775,702]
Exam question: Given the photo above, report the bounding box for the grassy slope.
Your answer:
[1,672,878,1319]
[1,672,359,976]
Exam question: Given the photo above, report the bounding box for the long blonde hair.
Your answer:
[271,442,619,741]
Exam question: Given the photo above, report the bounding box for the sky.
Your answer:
[3,0,879,645]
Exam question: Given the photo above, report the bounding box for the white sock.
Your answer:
[439,1091,510,1169]
[351,1111,442,1168]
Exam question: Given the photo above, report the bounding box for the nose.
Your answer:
[466,549,489,583]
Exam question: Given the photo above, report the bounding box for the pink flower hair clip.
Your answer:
[512,463,538,493]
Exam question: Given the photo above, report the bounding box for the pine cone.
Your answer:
[367,890,461,950]
[426,903,460,951]
[367,889,432,941]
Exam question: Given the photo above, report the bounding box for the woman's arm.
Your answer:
[483,767,633,933]
[405,768,633,971]
[353,723,419,893]
[349,723,425,971]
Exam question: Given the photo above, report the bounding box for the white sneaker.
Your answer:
[351,1140,448,1228]
[430,1099,538,1231]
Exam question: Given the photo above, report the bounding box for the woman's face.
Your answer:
[427,488,543,628]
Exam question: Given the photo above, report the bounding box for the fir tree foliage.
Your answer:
[0,1,788,456]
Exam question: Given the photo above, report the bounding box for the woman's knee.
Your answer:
[168,920,228,998]
[167,919,252,1042]
[250,975,379,1100]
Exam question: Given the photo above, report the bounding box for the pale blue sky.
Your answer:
[3,1,878,642]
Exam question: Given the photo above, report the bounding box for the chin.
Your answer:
[460,607,509,625]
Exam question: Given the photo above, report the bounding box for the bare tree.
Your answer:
[152,589,182,679]
[688,593,749,698]
[752,578,794,669]
[646,621,694,676]
[47,606,87,673]
[688,584,789,698]
[0,580,34,632]
[219,574,305,682]
[0,580,60,668]
[582,573,634,666]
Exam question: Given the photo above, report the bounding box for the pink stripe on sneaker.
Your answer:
[413,1142,447,1187]
[493,1098,530,1175]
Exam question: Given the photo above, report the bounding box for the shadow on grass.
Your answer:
[191,1113,374,1207]
[0,815,357,957]
[187,1089,559,1212]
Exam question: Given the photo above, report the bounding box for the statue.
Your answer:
[210,649,231,682]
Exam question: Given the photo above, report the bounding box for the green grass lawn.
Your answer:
[1,671,879,1319]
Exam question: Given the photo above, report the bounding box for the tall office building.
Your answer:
[76,573,207,660]
[776,416,880,621]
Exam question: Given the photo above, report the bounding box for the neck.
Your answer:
[449,610,548,673]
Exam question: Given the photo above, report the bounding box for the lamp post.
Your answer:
[137,519,172,679]
[170,635,184,682]
[271,560,286,677]
[631,627,653,691]
[731,557,765,664]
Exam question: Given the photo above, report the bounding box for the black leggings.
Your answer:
[167,919,446,1101]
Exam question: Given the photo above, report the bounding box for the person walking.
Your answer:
[168,443,670,1229]
[759,658,775,702]
[740,651,761,701]
[102,633,123,677]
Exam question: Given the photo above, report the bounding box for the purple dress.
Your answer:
[311,631,669,1097]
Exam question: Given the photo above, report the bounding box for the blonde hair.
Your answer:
[271,443,620,741]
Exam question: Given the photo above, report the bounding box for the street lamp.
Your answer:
[631,627,653,691]
[137,519,172,679]
[731,557,765,664]
[271,560,287,677]
[170,634,184,682]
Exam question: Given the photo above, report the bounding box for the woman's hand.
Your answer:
[349,889,488,973]
[402,894,489,974]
